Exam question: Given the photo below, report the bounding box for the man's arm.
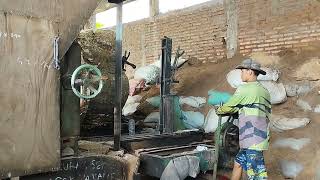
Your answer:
[216,88,245,115]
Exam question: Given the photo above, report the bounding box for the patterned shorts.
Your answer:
[235,149,268,180]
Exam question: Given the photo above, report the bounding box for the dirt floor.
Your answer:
[134,43,320,179]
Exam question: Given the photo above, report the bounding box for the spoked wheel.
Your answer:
[220,122,239,155]
[71,64,103,99]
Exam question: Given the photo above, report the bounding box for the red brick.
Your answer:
[283,45,293,48]
[270,42,285,46]
[300,30,313,34]
[216,49,225,52]
[253,48,264,52]
[293,34,309,39]
[246,37,257,41]
[265,47,279,51]
[285,40,300,44]
[293,43,309,48]
[283,37,293,41]
[257,44,270,48]
[240,41,251,45]
[240,49,251,54]
[273,26,285,30]
[265,39,278,43]
[264,31,278,35]
[283,32,298,37]
[300,38,317,43]
[270,34,283,38]
[271,50,281,54]
[245,45,257,49]
[310,33,320,37]
[251,40,264,44]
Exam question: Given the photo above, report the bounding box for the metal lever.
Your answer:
[171,46,185,84]
[122,50,136,71]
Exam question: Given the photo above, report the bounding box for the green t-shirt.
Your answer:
[217,81,271,151]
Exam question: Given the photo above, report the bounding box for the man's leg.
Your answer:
[231,162,242,180]
[245,150,268,180]
[232,149,247,180]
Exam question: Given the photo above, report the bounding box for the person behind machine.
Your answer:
[216,58,271,180]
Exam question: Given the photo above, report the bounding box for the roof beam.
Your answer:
[94,0,137,14]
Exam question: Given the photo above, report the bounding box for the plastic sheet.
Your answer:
[284,83,312,97]
[203,108,229,133]
[279,160,304,178]
[257,67,280,81]
[270,115,310,132]
[160,156,200,180]
[134,65,160,84]
[122,95,142,116]
[273,138,310,151]
[180,96,206,108]
[260,81,287,104]
[146,96,161,108]
[207,90,231,105]
[314,105,320,113]
[122,103,140,116]
[226,69,243,88]
[151,56,188,68]
[181,111,205,129]
[296,99,312,112]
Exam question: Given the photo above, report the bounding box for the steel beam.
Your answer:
[113,2,123,151]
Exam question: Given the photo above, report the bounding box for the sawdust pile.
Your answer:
[133,43,320,179]
[183,46,320,179]
[78,29,115,67]
[250,52,280,66]
[295,58,320,81]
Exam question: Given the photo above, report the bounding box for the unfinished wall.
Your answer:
[121,0,320,76]
[238,0,320,55]
[122,0,226,77]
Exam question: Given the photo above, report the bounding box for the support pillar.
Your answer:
[224,0,238,59]
[149,0,159,17]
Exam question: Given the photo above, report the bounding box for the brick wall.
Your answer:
[238,0,320,55]
[122,0,320,76]
[122,0,226,77]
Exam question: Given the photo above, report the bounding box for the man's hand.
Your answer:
[214,105,226,116]
[214,105,223,116]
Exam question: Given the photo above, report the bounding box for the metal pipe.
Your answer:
[160,37,172,133]
[160,40,165,133]
[113,2,123,151]
[60,42,81,156]
[213,103,223,180]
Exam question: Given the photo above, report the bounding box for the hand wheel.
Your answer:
[71,64,103,99]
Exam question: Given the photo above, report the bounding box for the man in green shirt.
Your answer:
[216,59,271,180]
